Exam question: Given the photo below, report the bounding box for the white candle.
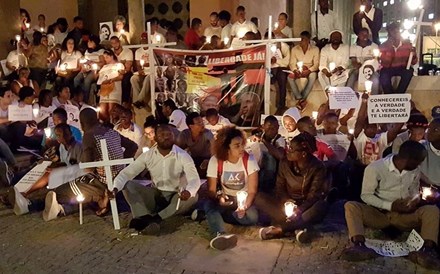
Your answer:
[120,29,125,34]
[206,36,211,44]
[422,187,433,200]
[59,63,67,71]
[15,35,21,42]
[44,128,51,138]
[140,59,145,67]
[40,27,44,32]
[142,147,149,153]
[223,37,230,45]
[270,44,277,54]
[297,61,304,72]
[329,62,336,72]
[25,22,30,29]
[373,49,380,58]
[32,105,39,118]
[365,80,373,93]
[274,22,279,29]
[96,106,101,113]
[76,194,85,225]
[236,191,248,210]
[312,111,318,120]
[155,34,161,43]
[79,58,87,64]
[176,197,181,211]
[118,63,125,71]
[348,128,355,135]
[284,201,297,218]
[360,5,366,13]
[91,63,98,71]
[315,0,318,12]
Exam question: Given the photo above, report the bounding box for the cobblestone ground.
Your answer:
[0,200,438,274]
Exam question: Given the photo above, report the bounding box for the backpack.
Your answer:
[217,152,250,189]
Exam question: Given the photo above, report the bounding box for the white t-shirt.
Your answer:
[134,47,150,67]
[354,130,388,165]
[206,154,259,196]
[60,51,83,69]
[6,51,19,68]
[203,115,232,135]
[204,26,222,38]
[231,20,258,38]
[221,24,233,40]
[169,109,188,131]
[114,123,143,145]
[349,43,379,64]
[115,48,133,62]
[85,49,105,63]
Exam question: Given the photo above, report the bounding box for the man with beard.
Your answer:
[353,0,383,45]
[111,36,133,107]
[318,30,350,91]
[111,124,201,233]
[231,92,260,127]
[204,12,222,38]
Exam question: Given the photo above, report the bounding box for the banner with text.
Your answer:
[153,44,266,127]
[368,94,411,124]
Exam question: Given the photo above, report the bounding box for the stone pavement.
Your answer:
[0,200,438,274]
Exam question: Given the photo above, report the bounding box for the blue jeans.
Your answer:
[379,67,413,94]
[288,72,317,100]
[203,198,258,235]
[74,71,96,103]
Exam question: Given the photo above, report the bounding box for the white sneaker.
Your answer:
[210,233,238,250]
[13,187,29,216]
[295,229,311,244]
[43,191,64,222]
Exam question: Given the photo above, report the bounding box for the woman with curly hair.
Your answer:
[204,126,259,250]
[258,132,330,243]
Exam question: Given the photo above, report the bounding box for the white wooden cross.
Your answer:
[79,139,134,230]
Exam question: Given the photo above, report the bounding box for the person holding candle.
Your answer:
[273,13,292,39]
[353,0,383,45]
[146,18,166,44]
[203,126,259,250]
[6,38,29,81]
[230,6,258,39]
[342,141,440,270]
[131,36,152,110]
[204,12,222,38]
[55,37,83,92]
[258,133,329,243]
[347,28,380,94]
[318,30,350,91]
[110,36,133,108]
[11,67,39,98]
[184,18,203,50]
[110,124,200,233]
[113,15,130,45]
[33,14,47,34]
[203,108,232,136]
[288,31,320,111]
[26,31,48,88]
[218,10,232,44]
[52,86,72,108]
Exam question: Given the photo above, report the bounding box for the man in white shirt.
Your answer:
[230,6,257,39]
[219,10,232,44]
[318,30,350,91]
[162,99,188,131]
[54,18,69,46]
[347,28,380,94]
[311,0,340,49]
[114,108,143,147]
[204,12,222,39]
[274,13,292,39]
[353,0,383,45]
[111,124,201,233]
[111,36,133,107]
[203,108,232,136]
[342,141,440,270]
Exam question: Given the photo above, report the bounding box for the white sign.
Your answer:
[8,105,33,121]
[59,57,78,70]
[368,94,411,124]
[318,134,351,161]
[358,59,379,91]
[36,106,55,127]
[365,229,424,257]
[328,87,360,110]
[14,161,52,192]
[65,104,80,129]
[99,22,114,41]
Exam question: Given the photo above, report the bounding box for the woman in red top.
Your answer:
[184,18,203,50]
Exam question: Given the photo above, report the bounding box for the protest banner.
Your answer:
[368,94,411,123]
[8,105,32,121]
[153,44,266,127]
[328,87,360,110]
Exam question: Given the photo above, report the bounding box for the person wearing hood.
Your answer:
[281,107,301,141]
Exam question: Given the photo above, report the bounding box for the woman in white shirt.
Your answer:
[10,67,39,98]
[97,50,124,122]
[55,37,82,91]
[204,126,259,250]
[52,86,72,108]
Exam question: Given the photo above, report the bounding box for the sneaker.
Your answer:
[259,226,277,241]
[210,233,238,250]
[42,191,64,222]
[12,187,30,216]
[341,243,379,262]
[295,229,311,244]
[191,209,205,222]
[408,247,440,270]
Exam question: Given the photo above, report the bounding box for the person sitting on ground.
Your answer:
[203,108,232,136]
[41,108,138,221]
[296,116,337,161]
[52,85,72,108]
[162,99,188,131]
[111,124,201,233]
[204,12,222,38]
[114,108,143,147]
[392,112,428,154]
[342,141,440,270]
[204,126,259,250]
[177,112,213,178]
[55,37,82,92]
[281,107,302,141]
[353,0,383,45]
[11,67,40,98]
[258,133,329,244]
[141,115,157,150]
[45,107,82,145]
[131,36,152,110]
[420,118,440,187]
[316,112,345,136]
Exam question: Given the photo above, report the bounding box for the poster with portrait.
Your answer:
[153,45,266,127]
[65,104,80,130]
[358,59,379,91]
[99,22,114,42]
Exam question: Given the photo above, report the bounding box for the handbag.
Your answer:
[99,81,114,97]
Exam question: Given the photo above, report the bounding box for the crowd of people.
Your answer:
[1,0,440,270]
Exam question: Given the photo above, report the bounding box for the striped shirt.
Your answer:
[379,40,417,69]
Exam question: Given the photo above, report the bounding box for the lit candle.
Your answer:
[32,105,39,118]
[15,35,21,42]
[274,22,279,29]
[25,22,30,29]
[40,27,44,32]
[91,63,98,71]
[422,187,433,200]
[360,5,366,13]
[348,128,355,135]
[365,80,373,93]
[328,86,337,94]
[140,59,145,67]
[142,147,149,153]
[96,106,101,113]
[155,34,161,43]
[59,63,67,72]
[120,29,125,34]
[44,128,51,138]
[79,57,87,64]
[312,111,318,120]
[284,201,297,218]
[314,0,318,12]
[373,49,380,58]
[297,61,304,72]
[76,194,85,225]
[206,36,211,44]
[223,37,230,45]
[118,63,125,71]
[236,190,248,210]
[271,44,277,54]
[329,62,336,72]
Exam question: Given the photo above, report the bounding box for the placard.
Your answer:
[99,22,114,41]
[14,161,52,193]
[358,59,379,91]
[368,94,411,123]
[318,134,351,161]
[97,64,120,85]
[8,104,32,121]
[65,104,80,129]
[328,87,360,110]
[365,229,424,257]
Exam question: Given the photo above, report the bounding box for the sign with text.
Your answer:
[328,87,360,110]
[14,161,52,193]
[318,134,351,161]
[8,105,32,121]
[368,94,411,123]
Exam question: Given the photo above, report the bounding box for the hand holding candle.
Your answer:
[44,128,52,138]
[223,37,230,46]
[360,5,366,13]
[421,187,433,200]
[329,62,336,73]
[140,59,145,68]
[284,201,297,221]
[155,34,161,43]
[364,80,373,93]
[236,191,248,211]
[312,111,318,120]
[373,49,380,58]
[297,61,304,73]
